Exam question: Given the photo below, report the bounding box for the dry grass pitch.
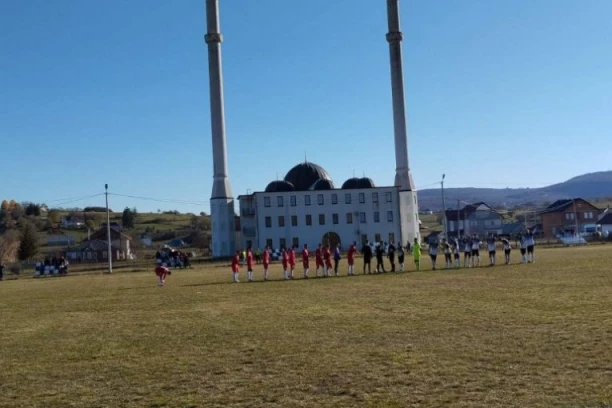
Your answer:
[1,246,612,407]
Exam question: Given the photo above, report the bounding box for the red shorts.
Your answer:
[289,262,295,269]
[263,263,269,269]
[303,262,309,269]
[348,260,354,266]
[282,262,288,270]
[316,260,323,267]
[325,261,332,268]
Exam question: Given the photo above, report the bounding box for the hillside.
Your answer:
[417,171,612,210]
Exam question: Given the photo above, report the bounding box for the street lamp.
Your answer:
[441,174,447,237]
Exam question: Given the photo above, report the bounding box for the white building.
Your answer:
[238,162,420,251]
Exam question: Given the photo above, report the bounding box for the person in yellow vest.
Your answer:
[412,237,421,271]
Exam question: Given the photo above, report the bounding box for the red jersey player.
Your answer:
[302,244,310,278]
[315,244,323,277]
[281,248,289,280]
[323,245,332,277]
[262,246,271,281]
[231,250,240,283]
[288,246,296,279]
[246,248,255,282]
[154,265,171,287]
[347,243,357,276]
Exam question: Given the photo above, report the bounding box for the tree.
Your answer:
[17,222,38,261]
[48,210,61,225]
[0,230,20,264]
[24,203,41,217]
[85,220,97,230]
[122,207,136,229]
[0,200,9,213]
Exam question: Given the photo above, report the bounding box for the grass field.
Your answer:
[1,246,612,408]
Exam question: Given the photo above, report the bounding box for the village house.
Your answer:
[537,198,600,237]
[64,226,132,262]
[444,202,504,237]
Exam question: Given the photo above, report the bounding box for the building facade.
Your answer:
[538,198,600,237]
[238,162,420,251]
[445,202,503,237]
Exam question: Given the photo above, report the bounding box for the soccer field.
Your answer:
[1,247,612,408]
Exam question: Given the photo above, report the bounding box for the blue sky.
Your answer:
[1,0,611,213]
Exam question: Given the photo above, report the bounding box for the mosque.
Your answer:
[237,161,420,251]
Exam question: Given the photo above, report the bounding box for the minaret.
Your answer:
[386,0,421,243]
[205,0,235,257]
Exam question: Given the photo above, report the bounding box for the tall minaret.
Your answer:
[205,0,235,257]
[386,0,421,243]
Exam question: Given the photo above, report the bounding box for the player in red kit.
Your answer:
[315,244,324,277]
[246,248,255,282]
[262,246,271,281]
[347,242,357,276]
[323,245,332,277]
[302,244,310,278]
[288,246,296,279]
[154,265,171,287]
[231,250,240,283]
[281,248,289,280]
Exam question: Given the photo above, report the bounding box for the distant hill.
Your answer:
[418,171,612,211]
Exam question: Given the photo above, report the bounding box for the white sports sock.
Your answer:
[283,270,288,279]
[263,269,268,280]
[233,272,239,282]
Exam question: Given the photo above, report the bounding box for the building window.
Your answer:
[374,212,380,223]
[290,195,297,207]
[387,211,394,222]
[345,193,351,204]
[374,233,381,243]
[360,212,366,223]
[332,194,338,205]
[346,213,353,224]
[264,197,271,207]
[266,239,273,248]
[305,195,311,206]
[359,193,365,203]
[566,213,575,220]
[319,214,325,225]
[291,215,298,226]
[265,216,272,228]
[280,238,286,249]
[102,251,108,259]
[386,192,393,203]
[306,214,312,226]
[372,192,379,203]
[332,213,339,224]
[317,194,324,205]
[277,196,284,207]
[278,216,285,227]
[292,237,299,248]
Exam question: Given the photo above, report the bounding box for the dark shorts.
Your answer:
[445,254,452,261]
[464,251,471,257]
[527,245,534,254]
[489,251,495,256]
[504,249,511,255]
[520,248,526,255]
[430,254,437,262]
[471,249,479,257]
[454,253,460,260]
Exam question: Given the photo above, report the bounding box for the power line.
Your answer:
[108,193,210,207]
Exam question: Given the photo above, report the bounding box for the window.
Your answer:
[374,212,380,223]
[266,238,273,248]
[277,196,284,207]
[305,195,311,206]
[278,216,285,227]
[332,213,339,224]
[291,215,298,226]
[374,233,381,243]
[386,192,393,203]
[290,195,297,207]
[319,214,326,225]
[102,251,107,259]
[265,216,272,228]
[346,213,353,224]
[280,238,286,249]
[566,213,575,220]
[372,192,379,203]
[264,196,271,207]
[317,194,324,205]
[360,212,366,223]
[306,214,312,226]
[332,194,338,205]
[292,237,299,248]
[387,211,394,222]
[359,193,365,203]
[345,193,351,204]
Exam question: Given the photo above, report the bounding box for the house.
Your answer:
[444,202,504,237]
[61,216,84,229]
[537,198,600,237]
[47,235,76,247]
[596,213,612,237]
[65,240,125,262]
[500,222,527,237]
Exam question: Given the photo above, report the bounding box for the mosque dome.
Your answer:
[309,179,335,191]
[341,177,361,189]
[264,180,295,193]
[357,177,376,189]
[283,162,332,191]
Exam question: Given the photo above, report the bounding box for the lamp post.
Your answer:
[105,184,113,274]
[441,174,447,237]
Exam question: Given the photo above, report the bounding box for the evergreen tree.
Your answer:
[18,222,38,261]
[122,207,136,229]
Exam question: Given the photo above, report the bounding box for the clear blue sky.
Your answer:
[1,0,611,213]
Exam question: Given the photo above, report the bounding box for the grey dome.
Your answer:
[341,177,360,189]
[309,179,335,191]
[284,162,332,191]
[265,180,295,193]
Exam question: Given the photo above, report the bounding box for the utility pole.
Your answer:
[572,198,579,235]
[441,174,447,237]
[105,184,113,274]
[457,199,461,238]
